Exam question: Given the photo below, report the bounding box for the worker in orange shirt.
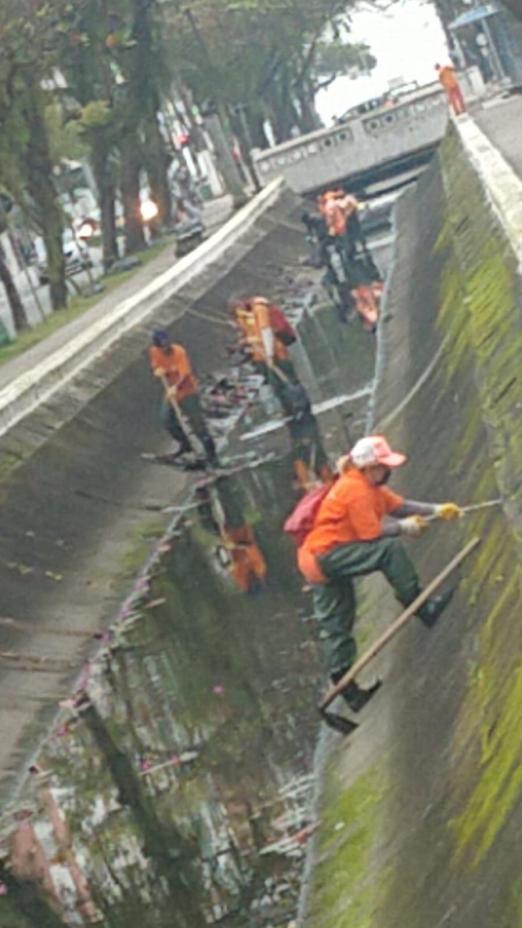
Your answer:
[149,328,217,465]
[436,62,466,115]
[295,435,462,711]
[230,297,332,488]
[319,190,359,239]
[230,297,301,411]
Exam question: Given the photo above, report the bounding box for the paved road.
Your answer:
[0,196,232,391]
[474,94,522,178]
[0,247,104,338]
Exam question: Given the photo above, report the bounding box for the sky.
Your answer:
[316,0,450,125]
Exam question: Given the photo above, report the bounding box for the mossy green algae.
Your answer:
[307,764,387,928]
[437,129,522,869]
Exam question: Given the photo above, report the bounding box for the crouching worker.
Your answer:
[287,435,461,712]
[149,328,217,466]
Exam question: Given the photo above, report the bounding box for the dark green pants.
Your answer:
[161,393,216,461]
[256,359,301,416]
[288,412,330,477]
[313,538,420,676]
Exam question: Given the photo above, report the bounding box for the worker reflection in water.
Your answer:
[293,435,462,711]
[288,401,334,491]
[196,476,267,595]
[436,63,466,116]
[149,328,217,465]
[316,190,383,330]
[230,297,332,489]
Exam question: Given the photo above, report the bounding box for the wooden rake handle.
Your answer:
[319,536,481,712]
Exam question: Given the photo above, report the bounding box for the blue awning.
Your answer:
[450,2,501,29]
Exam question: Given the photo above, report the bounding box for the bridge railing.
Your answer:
[252,83,449,193]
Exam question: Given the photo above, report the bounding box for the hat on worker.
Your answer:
[349,435,407,469]
[152,328,170,347]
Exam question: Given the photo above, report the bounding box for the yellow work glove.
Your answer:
[153,367,166,378]
[435,503,463,522]
[398,516,429,538]
[166,385,178,401]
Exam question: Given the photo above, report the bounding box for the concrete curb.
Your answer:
[455,114,522,262]
[0,177,286,439]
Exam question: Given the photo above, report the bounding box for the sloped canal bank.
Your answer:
[300,125,522,928]
[0,195,396,925]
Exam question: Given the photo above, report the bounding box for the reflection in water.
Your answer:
[0,461,322,928]
[0,283,381,926]
[194,475,267,595]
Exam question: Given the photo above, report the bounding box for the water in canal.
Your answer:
[0,210,394,928]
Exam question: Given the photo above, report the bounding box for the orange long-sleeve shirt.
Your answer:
[297,468,404,583]
[149,344,198,401]
[438,65,459,91]
[234,299,289,363]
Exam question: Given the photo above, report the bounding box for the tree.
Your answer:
[163,0,372,146]
[0,240,28,335]
[60,0,177,257]
[312,39,377,88]
[0,0,74,309]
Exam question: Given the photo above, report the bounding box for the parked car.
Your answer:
[35,229,93,285]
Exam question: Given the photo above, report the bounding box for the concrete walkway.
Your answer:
[473,94,522,178]
[0,195,232,393]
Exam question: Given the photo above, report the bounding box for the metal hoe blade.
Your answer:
[318,707,358,735]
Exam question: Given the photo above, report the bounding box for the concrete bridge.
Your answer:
[253,73,483,195]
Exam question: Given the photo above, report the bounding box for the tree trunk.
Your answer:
[204,109,248,209]
[266,70,300,143]
[143,109,173,229]
[228,108,261,192]
[0,242,29,333]
[120,141,146,254]
[91,142,119,271]
[296,86,322,134]
[84,705,207,928]
[21,78,67,310]
[246,105,271,150]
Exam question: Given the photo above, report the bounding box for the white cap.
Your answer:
[349,435,407,470]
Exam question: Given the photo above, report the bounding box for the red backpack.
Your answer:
[269,304,297,346]
[284,481,335,547]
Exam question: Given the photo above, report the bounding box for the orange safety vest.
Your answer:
[234,300,289,363]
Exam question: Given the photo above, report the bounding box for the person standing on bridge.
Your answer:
[149,329,218,465]
[287,435,462,710]
[436,63,466,116]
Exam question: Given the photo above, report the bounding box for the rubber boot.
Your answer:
[417,588,455,629]
[202,434,218,467]
[330,671,382,713]
[171,438,192,459]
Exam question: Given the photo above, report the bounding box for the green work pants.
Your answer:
[161,393,216,460]
[313,537,420,676]
[256,359,300,416]
[288,412,330,477]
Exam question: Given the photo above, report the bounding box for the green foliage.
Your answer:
[163,0,368,139]
[44,103,88,163]
[313,39,377,82]
[80,100,113,129]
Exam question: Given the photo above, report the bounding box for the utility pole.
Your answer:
[183,8,248,209]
